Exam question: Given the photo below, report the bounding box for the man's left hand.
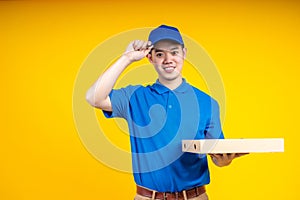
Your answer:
[209,153,249,167]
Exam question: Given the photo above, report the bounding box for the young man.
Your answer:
[86,25,244,200]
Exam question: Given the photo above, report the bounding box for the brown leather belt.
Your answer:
[136,185,206,200]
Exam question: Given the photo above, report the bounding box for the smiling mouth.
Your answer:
[163,66,176,73]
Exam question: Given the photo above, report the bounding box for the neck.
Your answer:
[158,76,183,90]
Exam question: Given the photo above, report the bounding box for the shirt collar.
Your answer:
[151,78,190,94]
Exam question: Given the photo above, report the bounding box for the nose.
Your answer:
[163,52,172,64]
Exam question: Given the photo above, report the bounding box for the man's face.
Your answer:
[147,40,186,83]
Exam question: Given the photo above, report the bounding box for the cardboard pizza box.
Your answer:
[182,138,284,154]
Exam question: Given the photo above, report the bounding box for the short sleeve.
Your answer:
[103,85,141,119]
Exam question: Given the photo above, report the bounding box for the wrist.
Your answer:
[121,53,135,64]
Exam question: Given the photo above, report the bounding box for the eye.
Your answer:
[155,53,164,58]
[171,51,179,56]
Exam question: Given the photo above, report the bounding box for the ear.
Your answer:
[146,53,153,63]
[183,47,187,59]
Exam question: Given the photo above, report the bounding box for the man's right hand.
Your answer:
[123,40,153,62]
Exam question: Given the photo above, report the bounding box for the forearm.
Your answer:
[86,40,152,110]
[86,55,132,109]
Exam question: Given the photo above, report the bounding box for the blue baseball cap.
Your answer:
[148,25,184,46]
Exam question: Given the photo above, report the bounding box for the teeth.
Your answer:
[165,67,173,70]
[163,67,175,73]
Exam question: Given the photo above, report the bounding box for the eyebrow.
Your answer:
[153,47,180,52]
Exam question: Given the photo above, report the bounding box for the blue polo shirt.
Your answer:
[104,79,224,192]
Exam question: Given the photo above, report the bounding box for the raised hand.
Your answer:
[123,40,153,62]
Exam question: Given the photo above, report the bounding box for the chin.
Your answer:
[163,75,181,82]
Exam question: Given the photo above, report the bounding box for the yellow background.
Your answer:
[1,0,299,199]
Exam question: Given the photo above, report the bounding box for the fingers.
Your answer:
[132,40,142,50]
[132,40,152,51]
[227,153,236,160]
[227,153,249,159]
[209,154,222,159]
[124,40,153,62]
[209,153,249,167]
[235,153,249,158]
[209,153,240,160]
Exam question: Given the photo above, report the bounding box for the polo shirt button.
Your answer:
[168,105,172,109]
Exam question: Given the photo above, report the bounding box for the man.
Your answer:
[86,25,245,200]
